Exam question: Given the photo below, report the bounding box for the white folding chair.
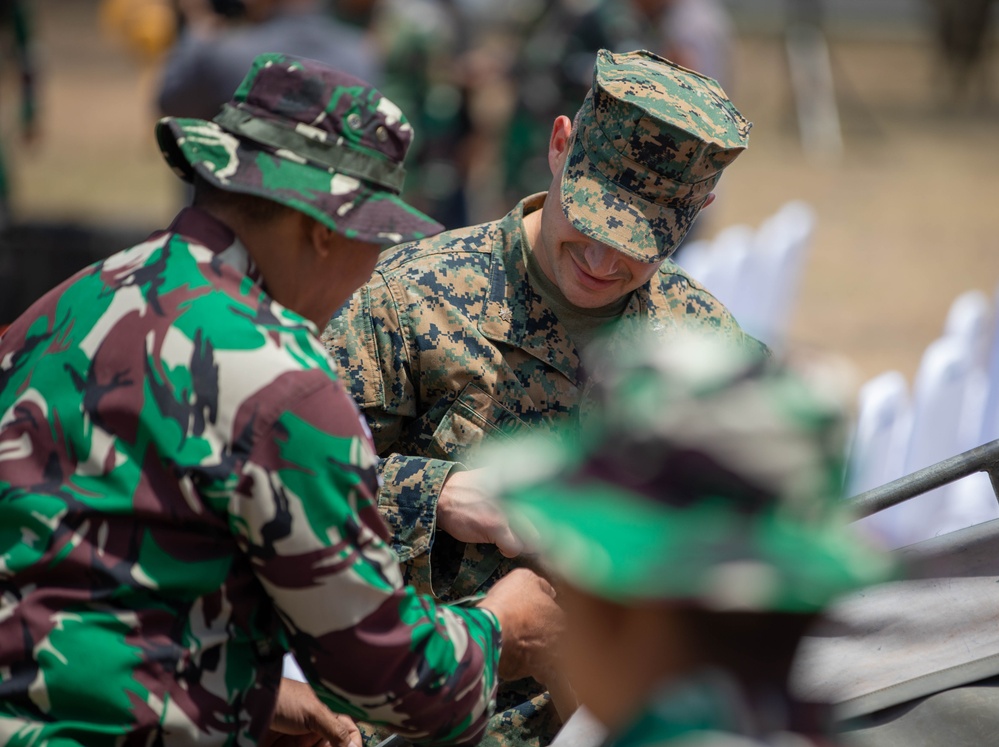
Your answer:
[977,283,999,446]
[846,371,912,497]
[696,223,754,314]
[751,200,817,350]
[880,335,997,547]
[848,371,914,547]
[673,202,816,350]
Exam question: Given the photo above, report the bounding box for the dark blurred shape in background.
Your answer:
[0,221,151,321]
[926,0,997,107]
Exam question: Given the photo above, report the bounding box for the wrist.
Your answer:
[436,465,467,533]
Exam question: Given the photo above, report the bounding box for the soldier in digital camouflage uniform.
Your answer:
[492,332,896,747]
[0,53,563,746]
[324,49,759,747]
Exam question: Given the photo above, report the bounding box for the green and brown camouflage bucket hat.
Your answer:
[155,53,443,246]
[489,332,895,612]
[561,49,752,262]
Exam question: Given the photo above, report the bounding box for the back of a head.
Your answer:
[156,52,444,247]
[489,332,897,732]
[492,331,894,615]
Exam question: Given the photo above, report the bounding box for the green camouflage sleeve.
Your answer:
[323,277,455,591]
[233,376,500,744]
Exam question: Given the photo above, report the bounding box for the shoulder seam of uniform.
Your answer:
[376,227,499,272]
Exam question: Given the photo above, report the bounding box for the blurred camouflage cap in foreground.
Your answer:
[156,53,442,245]
[561,49,751,262]
[490,332,895,612]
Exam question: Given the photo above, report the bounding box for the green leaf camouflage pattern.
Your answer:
[0,208,500,746]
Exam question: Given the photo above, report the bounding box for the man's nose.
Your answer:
[581,243,622,276]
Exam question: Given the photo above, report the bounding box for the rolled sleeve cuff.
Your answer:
[377,455,466,593]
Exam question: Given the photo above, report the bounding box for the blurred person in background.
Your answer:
[659,0,734,90]
[492,332,896,747]
[501,0,671,202]
[156,0,381,121]
[100,0,177,63]
[329,0,377,29]
[0,53,564,746]
[364,0,475,230]
[926,0,997,108]
[658,0,735,258]
[324,48,758,747]
[0,0,39,232]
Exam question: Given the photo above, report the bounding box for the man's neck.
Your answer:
[521,202,547,274]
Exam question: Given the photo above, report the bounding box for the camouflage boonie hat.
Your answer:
[156,53,443,246]
[561,49,751,262]
[490,332,894,612]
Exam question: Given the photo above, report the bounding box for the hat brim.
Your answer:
[495,437,895,612]
[559,127,703,263]
[156,117,443,246]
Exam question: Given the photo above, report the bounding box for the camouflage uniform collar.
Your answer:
[478,193,582,385]
[166,207,236,252]
[631,262,692,337]
[166,207,263,285]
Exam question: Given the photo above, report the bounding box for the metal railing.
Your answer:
[849,439,999,518]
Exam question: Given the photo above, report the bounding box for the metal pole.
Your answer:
[849,439,999,518]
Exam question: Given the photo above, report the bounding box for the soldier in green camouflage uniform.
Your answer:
[0,0,39,230]
[0,53,564,746]
[491,332,896,747]
[325,49,757,747]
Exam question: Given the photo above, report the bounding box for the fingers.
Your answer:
[306,709,362,747]
[535,573,557,600]
[493,524,525,558]
[271,679,361,747]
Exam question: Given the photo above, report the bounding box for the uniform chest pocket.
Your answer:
[428,382,527,463]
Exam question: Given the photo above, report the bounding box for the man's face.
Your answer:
[274,214,382,328]
[531,188,663,309]
[529,116,664,309]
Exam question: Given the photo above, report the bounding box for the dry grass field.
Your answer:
[5,0,999,389]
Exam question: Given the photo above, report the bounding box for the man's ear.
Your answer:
[702,193,717,209]
[548,115,574,177]
[308,217,336,260]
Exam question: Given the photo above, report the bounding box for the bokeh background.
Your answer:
[1,0,997,390]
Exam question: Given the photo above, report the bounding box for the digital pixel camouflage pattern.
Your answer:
[561,49,751,263]
[323,193,762,747]
[0,208,500,746]
[156,52,443,246]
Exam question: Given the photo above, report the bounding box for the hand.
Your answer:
[437,468,524,558]
[260,678,362,747]
[477,568,565,683]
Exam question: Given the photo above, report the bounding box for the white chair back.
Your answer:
[674,201,817,351]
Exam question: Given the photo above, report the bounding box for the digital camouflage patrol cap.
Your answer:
[561,49,751,263]
[490,332,894,612]
[156,53,443,245]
